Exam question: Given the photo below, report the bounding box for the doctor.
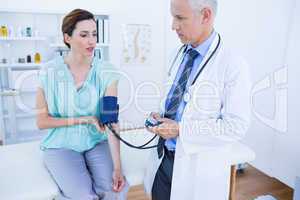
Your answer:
[144,0,251,199]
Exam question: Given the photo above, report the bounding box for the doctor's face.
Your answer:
[171,0,206,46]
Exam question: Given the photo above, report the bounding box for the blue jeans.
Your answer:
[43,140,129,200]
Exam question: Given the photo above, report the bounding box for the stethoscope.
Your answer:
[168,33,221,104]
[108,34,222,150]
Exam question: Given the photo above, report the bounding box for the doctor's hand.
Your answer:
[148,118,179,139]
[149,112,161,120]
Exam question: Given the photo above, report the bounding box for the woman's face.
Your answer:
[64,19,97,57]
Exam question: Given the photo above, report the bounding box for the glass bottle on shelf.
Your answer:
[34,52,41,64]
[0,25,8,37]
[26,55,32,63]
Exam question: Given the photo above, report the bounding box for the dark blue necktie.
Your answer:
[157,49,199,158]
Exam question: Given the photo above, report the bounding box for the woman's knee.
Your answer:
[93,179,113,195]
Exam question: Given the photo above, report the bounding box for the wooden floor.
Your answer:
[236,165,294,200]
[127,165,294,200]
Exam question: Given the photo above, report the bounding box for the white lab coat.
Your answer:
[143,34,251,200]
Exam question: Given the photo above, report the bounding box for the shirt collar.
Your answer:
[186,30,217,57]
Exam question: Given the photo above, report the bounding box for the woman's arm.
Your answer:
[104,81,125,191]
[35,87,103,130]
[104,81,121,170]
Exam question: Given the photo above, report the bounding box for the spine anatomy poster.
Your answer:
[121,24,151,65]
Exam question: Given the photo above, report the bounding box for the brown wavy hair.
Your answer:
[62,9,96,48]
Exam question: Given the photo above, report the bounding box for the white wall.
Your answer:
[164,0,298,188]
[271,0,300,187]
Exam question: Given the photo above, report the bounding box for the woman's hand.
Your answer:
[112,169,126,192]
[78,116,106,132]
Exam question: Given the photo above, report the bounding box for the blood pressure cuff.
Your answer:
[99,96,119,124]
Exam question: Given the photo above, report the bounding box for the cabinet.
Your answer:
[0,11,110,144]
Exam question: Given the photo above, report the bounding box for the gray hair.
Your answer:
[188,0,218,16]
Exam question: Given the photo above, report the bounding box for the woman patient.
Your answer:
[36,8,128,200]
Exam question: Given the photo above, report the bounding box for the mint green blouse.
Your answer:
[38,56,120,152]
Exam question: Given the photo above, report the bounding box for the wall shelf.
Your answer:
[0,63,43,70]
[0,36,47,41]
[0,89,19,96]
